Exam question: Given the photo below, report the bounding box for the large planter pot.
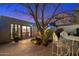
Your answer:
[42,40,49,47]
[48,38,52,43]
[14,37,20,42]
[31,37,42,45]
[42,38,52,46]
[43,42,49,46]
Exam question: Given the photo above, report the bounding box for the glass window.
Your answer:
[18,25,21,37]
[27,26,31,37]
[22,26,27,38]
[14,24,18,37]
[11,24,14,39]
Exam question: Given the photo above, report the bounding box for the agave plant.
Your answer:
[37,26,53,46]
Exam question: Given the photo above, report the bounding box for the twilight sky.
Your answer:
[0,3,79,23]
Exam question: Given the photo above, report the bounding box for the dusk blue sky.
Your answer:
[0,3,79,23]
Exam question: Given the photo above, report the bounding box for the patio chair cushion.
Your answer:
[60,31,68,37]
[52,32,59,43]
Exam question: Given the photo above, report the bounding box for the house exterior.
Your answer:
[58,24,79,33]
[0,16,35,44]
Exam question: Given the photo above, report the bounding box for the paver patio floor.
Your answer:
[0,39,52,56]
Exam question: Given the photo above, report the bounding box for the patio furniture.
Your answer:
[62,35,79,41]
[31,37,42,45]
[52,32,70,56]
[60,34,79,56]
[60,31,68,37]
[55,28,64,38]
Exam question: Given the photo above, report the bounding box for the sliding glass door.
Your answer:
[11,24,21,39]
[10,24,31,39]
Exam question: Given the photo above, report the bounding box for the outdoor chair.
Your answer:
[60,31,79,56]
[55,28,64,38]
[60,31,69,44]
[52,32,70,56]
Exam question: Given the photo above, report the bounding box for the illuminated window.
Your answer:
[18,25,21,37]
[14,24,18,37]
[15,24,17,33]
[11,24,14,39]
[27,26,31,37]
[22,26,26,38]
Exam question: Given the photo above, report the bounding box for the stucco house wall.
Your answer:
[58,24,79,34]
[0,16,33,44]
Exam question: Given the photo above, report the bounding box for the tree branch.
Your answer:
[41,3,45,28]
[46,3,61,25]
